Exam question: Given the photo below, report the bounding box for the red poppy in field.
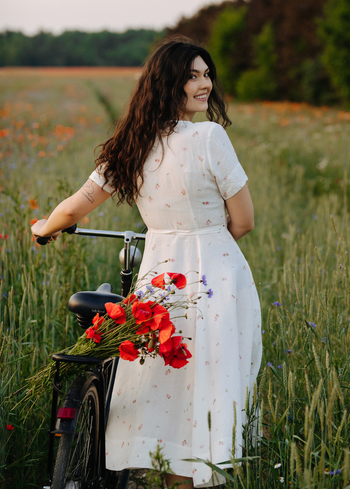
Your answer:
[105,303,126,324]
[30,219,38,226]
[151,273,166,289]
[159,335,192,368]
[0,234,9,239]
[7,424,14,431]
[85,326,102,344]
[28,198,38,210]
[132,300,153,324]
[167,273,187,289]
[119,340,139,361]
[123,294,136,305]
[92,313,104,328]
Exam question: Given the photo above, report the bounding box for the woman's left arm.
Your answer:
[31,179,111,239]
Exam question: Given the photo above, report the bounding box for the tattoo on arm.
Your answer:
[81,180,95,204]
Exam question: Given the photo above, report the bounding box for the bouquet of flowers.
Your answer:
[15,270,211,411]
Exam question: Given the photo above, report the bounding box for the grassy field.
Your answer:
[1,67,350,488]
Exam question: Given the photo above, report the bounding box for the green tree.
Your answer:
[236,22,277,101]
[318,0,350,103]
[208,6,247,95]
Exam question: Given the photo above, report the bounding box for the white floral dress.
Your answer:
[89,121,262,487]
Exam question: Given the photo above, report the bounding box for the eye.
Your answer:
[204,72,210,78]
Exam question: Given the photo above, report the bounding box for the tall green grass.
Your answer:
[1,72,350,488]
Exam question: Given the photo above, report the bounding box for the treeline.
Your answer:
[0,29,162,67]
[168,0,350,105]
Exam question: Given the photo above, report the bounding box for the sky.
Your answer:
[1,0,227,35]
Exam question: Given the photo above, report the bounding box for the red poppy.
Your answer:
[151,273,166,289]
[171,343,192,369]
[92,313,104,328]
[28,198,38,210]
[7,424,14,431]
[0,234,9,239]
[132,300,153,324]
[167,273,187,289]
[119,340,139,361]
[158,320,175,344]
[85,327,102,343]
[136,323,151,335]
[148,304,170,331]
[159,335,192,368]
[105,303,126,324]
[123,294,136,305]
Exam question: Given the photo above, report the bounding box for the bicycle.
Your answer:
[38,225,146,489]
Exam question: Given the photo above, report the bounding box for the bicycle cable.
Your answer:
[130,225,147,268]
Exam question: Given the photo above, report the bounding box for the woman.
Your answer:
[32,37,262,488]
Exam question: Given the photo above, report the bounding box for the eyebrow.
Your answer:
[190,68,210,73]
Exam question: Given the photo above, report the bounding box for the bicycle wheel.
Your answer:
[51,378,100,489]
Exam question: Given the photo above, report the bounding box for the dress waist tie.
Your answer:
[147,224,227,236]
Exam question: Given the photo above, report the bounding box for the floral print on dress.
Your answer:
[103,121,261,488]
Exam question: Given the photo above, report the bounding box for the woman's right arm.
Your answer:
[225,183,254,241]
[31,179,111,239]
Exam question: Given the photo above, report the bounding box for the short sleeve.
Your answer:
[206,123,247,200]
[89,166,114,194]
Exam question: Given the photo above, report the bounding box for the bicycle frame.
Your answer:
[47,227,146,484]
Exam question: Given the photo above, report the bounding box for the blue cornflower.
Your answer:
[20,204,25,209]
[207,289,213,298]
[158,292,170,301]
[322,337,328,343]
[261,330,265,334]
[146,285,154,293]
[273,302,282,306]
[135,290,144,298]
[330,470,341,475]
[309,321,317,328]
[267,362,273,367]
[201,275,208,286]
[286,350,293,354]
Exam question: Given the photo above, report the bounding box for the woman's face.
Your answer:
[181,56,213,121]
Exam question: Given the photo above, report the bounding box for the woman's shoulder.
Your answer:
[179,120,225,139]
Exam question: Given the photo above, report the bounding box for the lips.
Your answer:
[194,94,207,101]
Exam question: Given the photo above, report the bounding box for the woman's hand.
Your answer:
[31,219,59,242]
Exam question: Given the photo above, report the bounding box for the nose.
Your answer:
[200,76,212,91]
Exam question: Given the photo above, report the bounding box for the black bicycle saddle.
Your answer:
[68,283,124,329]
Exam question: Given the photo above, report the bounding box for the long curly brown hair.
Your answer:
[94,36,231,205]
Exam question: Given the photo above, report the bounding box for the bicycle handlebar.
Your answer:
[36,224,77,245]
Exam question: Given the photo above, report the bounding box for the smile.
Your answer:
[194,94,207,101]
